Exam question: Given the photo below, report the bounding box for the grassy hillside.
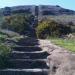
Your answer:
[39,15,75,24]
[50,15,75,24]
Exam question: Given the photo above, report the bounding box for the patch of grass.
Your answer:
[50,38,75,52]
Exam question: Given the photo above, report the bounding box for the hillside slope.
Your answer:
[0,5,75,16]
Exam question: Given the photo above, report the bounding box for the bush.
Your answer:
[0,32,8,43]
[0,44,11,68]
[36,20,59,38]
[1,14,35,35]
[36,19,72,39]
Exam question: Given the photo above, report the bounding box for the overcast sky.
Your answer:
[0,0,75,10]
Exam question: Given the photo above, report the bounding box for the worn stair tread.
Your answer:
[10,51,49,59]
[13,46,42,52]
[12,50,45,53]
[16,42,39,46]
[7,59,49,69]
[16,38,39,46]
[12,46,40,47]
[9,59,47,61]
[0,69,49,72]
[0,69,49,75]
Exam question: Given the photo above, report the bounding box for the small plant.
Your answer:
[0,44,11,68]
[0,31,8,43]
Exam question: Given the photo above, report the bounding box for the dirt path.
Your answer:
[38,39,75,75]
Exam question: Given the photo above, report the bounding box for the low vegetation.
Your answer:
[1,14,36,35]
[36,19,72,39]
[0,32,11,68]
[50,37,75,52]
[0,12,75,54]
[36,18,75,52]
[0,32,8,43]
[39,15,75,24]
[0,44,11,68]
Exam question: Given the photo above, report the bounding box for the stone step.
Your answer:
[8,59,49,69]
[16,42,39,46]
[16,38,39,46]
[13,46,42,52]
[0,69,49,75]
[9,51,49,59]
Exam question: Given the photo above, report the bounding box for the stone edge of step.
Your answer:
[0,69,49,72]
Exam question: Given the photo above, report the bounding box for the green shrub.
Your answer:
[1,14,35,35]
[0,44,11,68]
[0,32,8,43]
[36,20,59,39]
[36,19,72,39]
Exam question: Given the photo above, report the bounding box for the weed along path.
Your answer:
[0,38,49,75]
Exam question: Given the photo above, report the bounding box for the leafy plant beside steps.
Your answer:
[0,32,11,69]
[0,44,11,69]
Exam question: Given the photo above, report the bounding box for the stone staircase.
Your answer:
[0,38,49,75]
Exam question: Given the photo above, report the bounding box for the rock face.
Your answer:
[39,40,75,75]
